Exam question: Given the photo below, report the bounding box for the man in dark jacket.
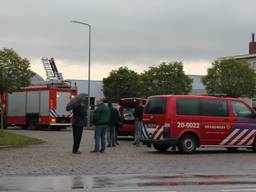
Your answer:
[91,98,110,153]
[72,103,87,154]
[107,102,120,147]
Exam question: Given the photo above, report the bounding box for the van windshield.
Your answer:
[144,98,166,114]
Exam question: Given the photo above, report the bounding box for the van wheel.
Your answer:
[153,143,170,152]
[226,147,238,152]
[178,134,197,154]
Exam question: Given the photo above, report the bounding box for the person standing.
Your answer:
[71,103,87,154]
[133,100,144,146]
[114,109,122,145]
[91,98,110,153]
[107,102,120,147]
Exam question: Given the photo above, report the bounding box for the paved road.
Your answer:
[1,128,256,177]
[1,174,256,192]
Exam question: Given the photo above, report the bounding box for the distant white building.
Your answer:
[217,33,256,107]
[189,75,206,95]
[68,75,206,105]
[30,73,46,85]
[218,33,256,71]
[68,80,104,106]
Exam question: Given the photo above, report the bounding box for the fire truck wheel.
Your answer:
[153,143,170,152]
[3,115,7,129]
[21,125,27,130]
[178,134,197,154]
[27,119,38,130]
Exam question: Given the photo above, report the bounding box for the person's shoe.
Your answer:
[72,151,82,154]
[107,144,111,147]
[116,142,119,145]
[112,144,116,147]
[90,150,99,153]
[100,149,105,153]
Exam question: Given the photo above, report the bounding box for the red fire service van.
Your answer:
[142,95,256,153]
[118,98,145,136]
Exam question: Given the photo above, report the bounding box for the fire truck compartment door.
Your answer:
[40,91,49,116]
[27,91,40,113]
[56,92,70,116]
[7,92,26,116]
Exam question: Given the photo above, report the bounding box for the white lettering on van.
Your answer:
[177,122,200,129]
[204,125,226,129]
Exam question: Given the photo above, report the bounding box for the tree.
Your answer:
[103,67,140,102]
[140,62,192,96]
[202,59,256,97]
[0,48,34,129]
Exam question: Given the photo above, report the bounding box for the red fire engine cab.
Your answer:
[1,57,77,130]
[118,98,145,136]
[142,95,256,153]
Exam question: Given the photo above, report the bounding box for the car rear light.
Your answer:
[163,123,171,139]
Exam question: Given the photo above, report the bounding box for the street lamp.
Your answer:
[71,20,91,129]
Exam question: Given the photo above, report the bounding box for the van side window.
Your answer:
[176,98,199,115]
[144,98,166,114]
[200,99,228,117]
[231,101,253,118]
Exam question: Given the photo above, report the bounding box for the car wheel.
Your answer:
[178,134,197,154]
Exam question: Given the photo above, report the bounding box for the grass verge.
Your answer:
[0,131,43,146]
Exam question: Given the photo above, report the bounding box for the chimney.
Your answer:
[249,33,256,54]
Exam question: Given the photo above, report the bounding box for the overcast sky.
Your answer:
[1,0,255,80]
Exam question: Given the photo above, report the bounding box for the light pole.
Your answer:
[71,20,91,129]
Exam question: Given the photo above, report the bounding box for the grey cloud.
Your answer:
[0,0,256,69]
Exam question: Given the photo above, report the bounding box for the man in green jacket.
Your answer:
[91,98,110,153]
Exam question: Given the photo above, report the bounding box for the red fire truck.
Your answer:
[1,57,77,130]
[118,98,146,136]
[2,84,77,129]
[142,95,256,153]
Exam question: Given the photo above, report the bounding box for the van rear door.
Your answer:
[142,97,167,140]
[118,99,139,135]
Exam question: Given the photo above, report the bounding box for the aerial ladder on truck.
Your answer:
[41,57,63,82]
[41,57,72,88]
[1,57,77,130]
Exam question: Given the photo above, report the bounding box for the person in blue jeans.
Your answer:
[91,98,110,153]
[133,100,144,147]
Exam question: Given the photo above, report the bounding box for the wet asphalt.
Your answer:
[1,129,256,191]
[1,174,256,192]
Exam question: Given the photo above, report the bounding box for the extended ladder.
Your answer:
[41,57,63,81]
